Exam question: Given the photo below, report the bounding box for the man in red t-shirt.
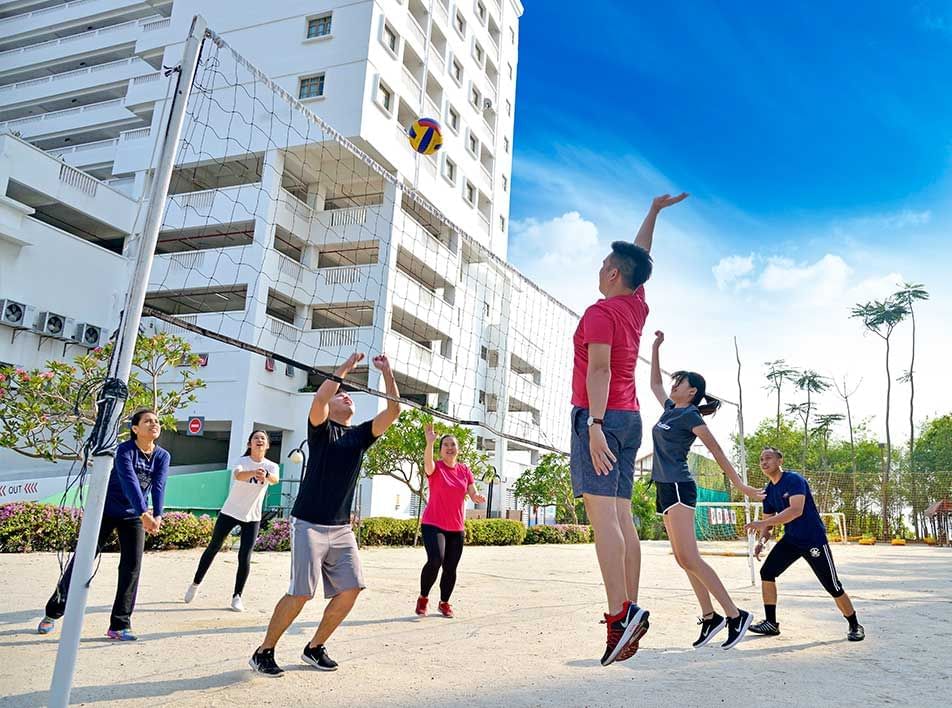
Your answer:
[571,193,688,666]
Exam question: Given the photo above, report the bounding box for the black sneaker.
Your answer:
[721,609,753,650]
[847,624,865,642]
[302,643,339,671]
[249,648,284,677]
[748,619,781,636]
[692,612,726,648]
[600,602,648,667]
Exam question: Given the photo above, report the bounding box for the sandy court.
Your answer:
[0,541,949,707]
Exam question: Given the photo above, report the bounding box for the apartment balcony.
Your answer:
[269,253,385,310]
[392,268,454,336]
[149,245,257,294]
[132,16,173,55]
[162,184,264,232]
[278,324,377,369]
[0,97,137,140]
[385,329,455,387]
[275,188,313,236]
[46,136,118,168]
[310,204,390,248]
[432,0,449,32]
[478,163,493,194]
[0,0,150,45]
[0,17,160,77]
[111,124,153,173]
[507,372,541,409]
[148,310,249,345]
[0,57,155,110]
[403,14,427,56]
[124,69,166,106]
[398,207,457,283]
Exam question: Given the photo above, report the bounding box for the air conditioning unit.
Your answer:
[33,311,75,339]
[71,323,103,348]
[0,299,35,329]
[483,98,493,111]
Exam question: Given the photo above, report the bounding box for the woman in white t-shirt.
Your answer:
[184,430,279,611]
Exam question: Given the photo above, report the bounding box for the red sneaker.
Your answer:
[415,596,428,616]
[438,601,454,618]
[616,617,650,662]
[600,602,649,666]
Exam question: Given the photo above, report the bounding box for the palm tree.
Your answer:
[893,282,929,539]
[793,369,831,470]
[812,413,845,469]
[785,402,812,471]
[850,296,909,538]
[764,360,799,435]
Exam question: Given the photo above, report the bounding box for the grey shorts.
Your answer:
[288,518,365,599]
[570,407,642,499]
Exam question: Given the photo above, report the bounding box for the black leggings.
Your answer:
[420,523,465,602]
[193,512,261,597]
[46,515,145,631]
[760,537,845,598]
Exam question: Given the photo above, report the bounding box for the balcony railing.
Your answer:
[401,66,421,99]
[0,97,124,131]
[47,137,118,157]
[317,326,364,348]
[120,127,151,142]
[279,188,313,222]
[320,265,364,285]
[269,316,303,342]
[0,0,104,30]
[327,206,368,227]
[407,15,426,48]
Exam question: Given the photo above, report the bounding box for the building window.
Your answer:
[443,156,457,184]
[376,80,394,114]
[506,99,512,116]
[499,215,506,232]
[509,26,515,44]
[503,136,510,153]
[473,40,485,66]
[483,300,491,316]
[464,180,477,206]
[478,389,486,404]
[476,0,487,23]
[501,174,508,192]
[307,13,332,39]
[451,56,464,85]
[447,105,460,133]
[454,10,466,37]
[507,62,513,80]
[467,131,479,157]
[383,22,398,54]
[298,74,326,99]
[480,345,488,361]
[470,84,482,110]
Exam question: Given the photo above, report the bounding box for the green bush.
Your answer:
[358,517,419,546]
[524,524,594,544]
[0,502,214,552]
[465,518,526,546]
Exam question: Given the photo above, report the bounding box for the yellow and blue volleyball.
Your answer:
[407,117,443,155]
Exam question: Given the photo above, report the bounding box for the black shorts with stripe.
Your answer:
[760,536,845,598]
[655,480,698,514]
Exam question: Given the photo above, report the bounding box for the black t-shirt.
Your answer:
[651,399,705,483]
[291,418,378,525]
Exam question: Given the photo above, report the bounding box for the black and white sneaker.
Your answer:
[748,619,781,636]
[721,609,753,650]
[249,648,284,677]
[847,624,865,642]
[692,612,727,648]
[600,602,649,667]
[302,643,339,671]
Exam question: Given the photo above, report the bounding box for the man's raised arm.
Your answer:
[309,352,364,426]
[633,193,689,253]
[371,354,401,437]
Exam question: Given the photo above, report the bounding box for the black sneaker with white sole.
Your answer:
[249,648,284,677]
[692,612,727,648]
[748,619,781,636]
[302,643,339,671]
[721,609,753,650]
[847,624,865,642]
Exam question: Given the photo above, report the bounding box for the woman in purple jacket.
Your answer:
[37,409,170,641]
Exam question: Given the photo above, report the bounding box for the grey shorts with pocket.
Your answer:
[570,407,642,499]
[288,518,366,599]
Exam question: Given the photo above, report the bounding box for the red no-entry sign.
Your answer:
[186,416,205,436]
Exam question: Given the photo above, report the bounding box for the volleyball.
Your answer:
[407,117,443,155]
[289,449,304,465]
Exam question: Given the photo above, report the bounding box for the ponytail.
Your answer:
[671,371,720,417]
[697,396,721,417]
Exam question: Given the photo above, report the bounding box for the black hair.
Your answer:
[129,408,157,441]
[609,241,654,290]
[242,429,270,457]
[439,434,458,450]
[761,446,784,459]
[671,371,721,416]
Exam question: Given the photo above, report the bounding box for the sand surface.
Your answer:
[1,541,949,707]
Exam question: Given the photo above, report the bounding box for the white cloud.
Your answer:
[712,254,755,290]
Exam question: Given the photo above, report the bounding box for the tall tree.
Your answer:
[786,402,812,471]
[850,296,909,538]
[511,453,578,524]
[893,282,929,539]
[833,376,862,521]
[792,369,831,470]
[812,413,845,469]
[764,360,799,434]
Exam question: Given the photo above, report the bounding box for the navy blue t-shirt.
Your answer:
[651,399,705,483]
[106,439,170,519]
[763,471,828,549]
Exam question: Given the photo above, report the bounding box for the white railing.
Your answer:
[434,1,448,28]
[407,15,426,47]
[424,96,440,119]
[279,189,313,222]
[277,253,305,284]
[132,72,161,85]
[0,58,146,95]
[328,206,368,227]
[120,127,151,142]
[401,65,421,98]
[0,0,102,29]
[47,137,118,157]
[269,316,301,342]
[170,189,216,212]
[320,266,363,285]
[166,251,205,271]
[318,327,361,348]
[58,163,98,197]
[141,17,171,32]
[395,270,436,310]
[0,98,123,131]
[0,16,164,60]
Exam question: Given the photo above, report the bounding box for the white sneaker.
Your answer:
[184,583,199,604]
[230,595,244,612]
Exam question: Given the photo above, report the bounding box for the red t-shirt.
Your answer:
[571,287,649,411]
[421,460,474,532]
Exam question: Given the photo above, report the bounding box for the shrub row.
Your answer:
[355,517,588,546]
[0,503,214,553]
[523,524,594,544]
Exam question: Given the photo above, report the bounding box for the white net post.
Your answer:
[47,16,207,707]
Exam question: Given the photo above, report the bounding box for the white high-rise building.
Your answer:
[0,0,578,518]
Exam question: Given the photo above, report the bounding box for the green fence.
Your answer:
[694,486,733,538]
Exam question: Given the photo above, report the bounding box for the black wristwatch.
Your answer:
[586,416,604,427]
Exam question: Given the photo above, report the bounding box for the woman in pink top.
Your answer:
[415,423,485,618]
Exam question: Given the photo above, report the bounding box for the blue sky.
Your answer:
[506,1,952,444]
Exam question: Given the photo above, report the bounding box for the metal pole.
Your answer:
[48,16,208,707]
[734,337,755,587]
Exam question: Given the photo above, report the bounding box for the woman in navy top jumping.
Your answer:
[649,331,763,650]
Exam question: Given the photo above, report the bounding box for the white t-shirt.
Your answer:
[219,456,280,522]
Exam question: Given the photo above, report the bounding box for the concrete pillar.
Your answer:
[367,179,401,394]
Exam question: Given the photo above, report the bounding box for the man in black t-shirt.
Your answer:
[251,352,401,676]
